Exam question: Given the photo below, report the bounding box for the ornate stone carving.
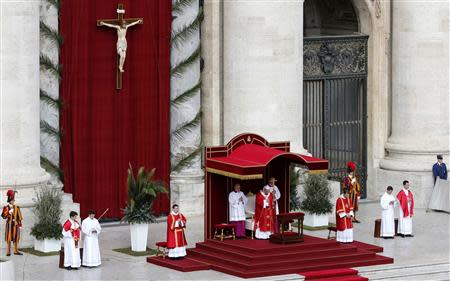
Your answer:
[303,36,368,79]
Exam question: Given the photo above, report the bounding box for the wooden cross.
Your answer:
[97,4,143,90]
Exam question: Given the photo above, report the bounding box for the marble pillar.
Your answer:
[222,0,306,153]
[378,0,450,207]
[0,0,79,248]
[170,0,203,216]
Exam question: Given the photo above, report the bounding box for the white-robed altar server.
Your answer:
[62,211,81,270]
[397,180,414,237]
[228,183,248,238]
[263,177,281,214]
[82,210,102,267]
[380,186,396,238]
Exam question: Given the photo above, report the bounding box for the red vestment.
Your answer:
[397,189,414,217]
[335,197,353,231]
[167,213,187,249]
[254,191,275,233]
[63,219,81,242]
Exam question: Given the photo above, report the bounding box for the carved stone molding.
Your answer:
[304,35,368,79]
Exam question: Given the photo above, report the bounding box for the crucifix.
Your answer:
[97,4,143,90]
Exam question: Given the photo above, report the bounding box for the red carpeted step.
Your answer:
[196,240,358,262]
[351,241,384,253]
[187,246,376,270]
[146,256,210,272]
[300,268,359,279]
[308,275,368,281]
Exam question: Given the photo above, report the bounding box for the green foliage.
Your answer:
[31,187,63,240]
[171,9,204,50]
[40,120,61,143]
[171,111,202,143]
[290,166,301,211]
[40,21,63,48]
[40,156,64,182]
[172,0,195,16]
[122,165,168,224]
[171,80,201,109]
[40,54,62,81]
[171,145,203,173]
[300,174,333,215]
[171,44,201,78]
[40,89,62,110]
[45,0,60,11]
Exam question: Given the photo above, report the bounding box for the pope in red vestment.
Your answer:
[254,187,276,239]
[167,204,187,258]
[335,190,354,243]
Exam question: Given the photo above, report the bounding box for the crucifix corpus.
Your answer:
[97,4,143,90]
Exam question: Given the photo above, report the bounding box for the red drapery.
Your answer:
[60,0,171,218]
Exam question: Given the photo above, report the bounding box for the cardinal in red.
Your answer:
[254,186,276,239]
[397,180,414,237]
[1,189,23,256]
[167,204,187,259]
[335,188,354,243]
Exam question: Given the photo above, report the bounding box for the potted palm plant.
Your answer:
[123,164,168,252]
[30,186,63,253]
[301,174,333,227]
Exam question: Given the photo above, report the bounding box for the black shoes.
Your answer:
[14,252,23,255]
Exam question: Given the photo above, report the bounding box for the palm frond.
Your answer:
[171,80,201,109]
[172,146,203,173]
[40,54,62,81]
[40,21,63,47]
[172,0,195,16]
[45,0,60,11]
[171,111,201,143]
[40,120,61,143]
[171,44,201,78]
[40,89,62,110]
[40,156,63,181]
[171,9,203,50]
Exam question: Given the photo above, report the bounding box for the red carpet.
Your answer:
[300,268,368,281]
[147,235,393,278]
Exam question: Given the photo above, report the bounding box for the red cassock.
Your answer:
[63,219,81,241]
[254,191,275,233]
[397,190,414,217]
[335,197,353,231]
[167,213,187,249]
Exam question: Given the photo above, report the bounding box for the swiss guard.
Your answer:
[1,189,23,256]
[343,161,361,223]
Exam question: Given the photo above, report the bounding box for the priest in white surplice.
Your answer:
[82,210,102,267]
[397,180,414,237]
[228,183,248,238]
[380,186,396,239]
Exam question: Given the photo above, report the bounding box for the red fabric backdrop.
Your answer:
[60,0,171,218]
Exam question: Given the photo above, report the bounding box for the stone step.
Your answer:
[357,262,450,281]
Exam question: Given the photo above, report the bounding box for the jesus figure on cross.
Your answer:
[98,18,142,73]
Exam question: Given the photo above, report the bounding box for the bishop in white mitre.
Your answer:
[228,183,248,238]
[380,186,396,238]
[82,210,102,267]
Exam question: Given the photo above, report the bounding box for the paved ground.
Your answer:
[2,202,449,280]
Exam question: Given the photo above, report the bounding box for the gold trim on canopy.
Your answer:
[205,167,263,180]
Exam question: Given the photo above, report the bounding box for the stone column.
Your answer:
[0,0,49,247]
[0,0,49,190]
[223,0,306,153]
[378,0,449,206]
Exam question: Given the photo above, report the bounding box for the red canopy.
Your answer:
[206,143,328,180]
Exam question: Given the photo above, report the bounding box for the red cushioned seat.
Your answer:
[214,223,234,229]
[156,241,167,247]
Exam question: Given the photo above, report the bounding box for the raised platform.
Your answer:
[147,235,393,278]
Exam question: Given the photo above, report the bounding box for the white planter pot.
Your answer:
[0,260,15,281]
[34,238,62,253]
[303,212,329,227]
[130,223,148,252]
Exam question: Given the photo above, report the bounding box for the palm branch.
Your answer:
[171,80,201,109]
[171,44,201,78]
[171,9,203,50]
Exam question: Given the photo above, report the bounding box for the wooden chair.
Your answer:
[327,226,337,240]
[155,242,168,259]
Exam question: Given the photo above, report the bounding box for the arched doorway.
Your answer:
[303,0,368,197]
